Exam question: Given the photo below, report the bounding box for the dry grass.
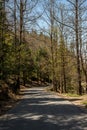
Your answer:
[0,85,25,116]
[46,86,87,109]
[58,93,87,109]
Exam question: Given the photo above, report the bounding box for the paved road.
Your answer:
[0,87,87,130]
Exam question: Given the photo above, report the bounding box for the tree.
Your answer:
[78,0,87,93]
[16,0,24,89]
[0,0,8,80]
[57,3,67,93]
[66,0,87,95]
[49,0,57,91]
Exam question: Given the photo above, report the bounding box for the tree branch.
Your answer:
[54,16,75,31]
[67,0,76,7]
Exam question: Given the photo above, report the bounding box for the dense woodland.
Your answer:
[0,0,87,98]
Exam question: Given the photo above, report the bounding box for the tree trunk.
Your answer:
[80,54,87,93]
[16,0,24,89]
[75,0,82,95]
[0,0,6,80]
[63,62,67,93]
[23,71,26,86]
[50,0,57,92]
[86,75,87,93]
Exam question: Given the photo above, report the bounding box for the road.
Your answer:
[0,87,87,130]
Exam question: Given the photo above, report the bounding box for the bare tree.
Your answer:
[66,0,87,95]
[49,0,56,91]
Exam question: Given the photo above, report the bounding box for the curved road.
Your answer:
[0,87,87,130]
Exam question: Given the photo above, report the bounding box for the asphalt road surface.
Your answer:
[0,87,87,130]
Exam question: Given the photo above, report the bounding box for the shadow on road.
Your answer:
[0,88,87,130]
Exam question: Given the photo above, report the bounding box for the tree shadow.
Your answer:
[0,88,87,130]
[68,98,82,102]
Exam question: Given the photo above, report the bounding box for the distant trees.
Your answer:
[5,0,41,90]
[0,0,87,96]
[36,47,51,83]
[40,0,87,94]
[0,0,42,94]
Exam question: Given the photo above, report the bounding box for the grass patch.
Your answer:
[63,93,81,97]
[83,101,87,108]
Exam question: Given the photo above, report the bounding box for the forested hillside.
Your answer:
[0,0,87,101]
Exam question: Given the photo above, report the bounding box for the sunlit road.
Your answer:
[0,87,87,130]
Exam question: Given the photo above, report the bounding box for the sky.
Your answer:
[6,0,87,35]
[35,0,69,32]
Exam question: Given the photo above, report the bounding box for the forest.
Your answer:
[0,0,87,101]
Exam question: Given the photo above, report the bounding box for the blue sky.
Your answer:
[35,0,69,32]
